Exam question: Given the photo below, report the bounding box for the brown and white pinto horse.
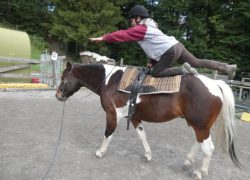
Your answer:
[56,62,241,179]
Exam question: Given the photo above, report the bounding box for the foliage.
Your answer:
[0,0,51,36]
[209,1,250,72]
[49,0,125,58]
[30,35,49,59]
[0,0,249,73]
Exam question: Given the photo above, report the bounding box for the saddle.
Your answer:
[118,67,181,95]
[118,67,182,130]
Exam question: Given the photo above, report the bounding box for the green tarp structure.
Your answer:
[0,27,31,58]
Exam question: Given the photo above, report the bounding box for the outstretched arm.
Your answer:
[89,25,146,43]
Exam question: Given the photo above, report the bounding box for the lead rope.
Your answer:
[41,102,66,180]
[41,65,116,179]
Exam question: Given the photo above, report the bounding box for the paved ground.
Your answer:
[0,89,249,180]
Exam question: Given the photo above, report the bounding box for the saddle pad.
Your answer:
[118,67,181,95]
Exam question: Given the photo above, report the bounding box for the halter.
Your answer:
[59,72,70,101]
[59,65,117,100]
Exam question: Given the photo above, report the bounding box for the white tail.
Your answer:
[215,80,241,167]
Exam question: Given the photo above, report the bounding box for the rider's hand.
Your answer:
[147,59,157,69]
[89,37,104,43]
[147,62,153,69]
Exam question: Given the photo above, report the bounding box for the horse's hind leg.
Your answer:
[131,120,152,161]
[183,141,200,170]
[96,112,117,158]
[193,136,214,180]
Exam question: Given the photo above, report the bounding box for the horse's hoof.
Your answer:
[183,159,192,170]
[145,153,152,161]
[95,150,104,158]
[193,170,202,180]
[201,168,208,177]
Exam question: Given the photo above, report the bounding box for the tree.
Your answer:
[0,0,51,36]
[49,0,125,58]
[2,0,248,71]
[184,0,250,73]
[152,0,250,73]
[207,1,250,72]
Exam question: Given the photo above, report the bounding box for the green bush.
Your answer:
[30,35,48,59]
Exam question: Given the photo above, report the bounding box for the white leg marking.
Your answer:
[193,136,214,179]
[200,136,214,176]
[96,106,127,158]
[193,170,202,180]
[96,135,113,158]
[183,141,200,170]
[135,123,152,161]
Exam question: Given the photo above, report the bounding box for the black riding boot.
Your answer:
[151,63,198,78]
[150,67,183,77]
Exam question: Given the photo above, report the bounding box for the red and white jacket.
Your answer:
[103,18,179,61]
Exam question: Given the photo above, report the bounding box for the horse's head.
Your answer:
[56,62,81,101]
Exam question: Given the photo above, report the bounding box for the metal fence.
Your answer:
[40,54,64,87]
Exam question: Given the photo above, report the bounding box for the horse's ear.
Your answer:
[66,61,72,70]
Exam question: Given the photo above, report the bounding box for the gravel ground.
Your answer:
[0,89,249,180]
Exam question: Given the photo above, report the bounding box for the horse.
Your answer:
[56,61,241,180]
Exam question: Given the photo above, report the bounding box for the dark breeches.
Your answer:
[151,42,227,77]
[176,42,227,70]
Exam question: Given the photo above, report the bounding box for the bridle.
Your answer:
[58,72,69,101]
[59,65,117,100]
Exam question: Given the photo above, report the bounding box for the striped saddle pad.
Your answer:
[118,67,181,95]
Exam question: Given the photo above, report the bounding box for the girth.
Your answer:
[127,67,149,130]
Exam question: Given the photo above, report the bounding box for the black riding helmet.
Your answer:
[128,5,149,18]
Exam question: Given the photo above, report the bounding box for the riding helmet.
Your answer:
[128,5,149,18]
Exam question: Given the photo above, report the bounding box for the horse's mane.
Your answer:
[79,51,116,65]
[73,63,104,70]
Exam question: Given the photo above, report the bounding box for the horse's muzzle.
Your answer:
[55,90,67,102]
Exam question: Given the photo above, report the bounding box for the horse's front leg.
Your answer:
[131,119,152,161]
[95,112,117,158]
